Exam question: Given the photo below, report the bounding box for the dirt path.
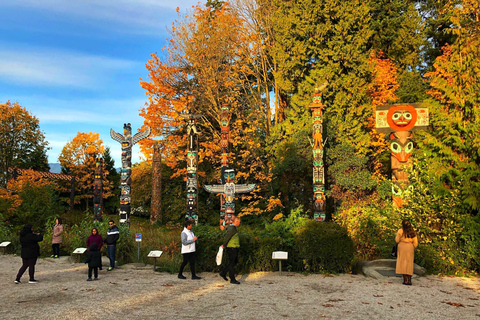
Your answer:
[1,255,479,319]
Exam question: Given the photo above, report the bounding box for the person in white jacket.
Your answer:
[178,219,201,280]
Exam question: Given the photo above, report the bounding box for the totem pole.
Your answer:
[204,105,256,227]
[375,103,429,207]
[310,83,328,221]
[151,141,162,224]
[180,113,202,223]
[110,123,151,224]
[93,156,103,222]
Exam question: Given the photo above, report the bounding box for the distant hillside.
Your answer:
[49,163,62,173]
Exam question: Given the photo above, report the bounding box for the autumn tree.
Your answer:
[58,132,112,210]
[140,3,276,218]
[421,0,480,212]
[0,169,63,230]
[0,101,49,187]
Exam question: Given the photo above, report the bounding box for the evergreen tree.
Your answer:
[103,147,120,214]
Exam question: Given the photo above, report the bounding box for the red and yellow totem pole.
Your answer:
[310,83,327,221]
[376,103,429,207]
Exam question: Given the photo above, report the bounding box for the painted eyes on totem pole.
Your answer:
[391,111,412,126]
[390,141,414,154]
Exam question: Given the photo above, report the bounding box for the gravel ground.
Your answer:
[1,254,479,320]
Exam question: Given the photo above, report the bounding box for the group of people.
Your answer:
[178,215,242,284]
[14,215,419,286]
[14,219,120,284]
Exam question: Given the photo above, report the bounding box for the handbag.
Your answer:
[216,246,223,266]
[391,243,398,258]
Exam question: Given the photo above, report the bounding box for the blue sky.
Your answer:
[0,0,200,168]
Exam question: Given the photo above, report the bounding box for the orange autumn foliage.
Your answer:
[367,51,400,179]
[0,169,56,214]
[139,3,277,216]
[58,132,112,206]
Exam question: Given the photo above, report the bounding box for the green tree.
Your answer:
[421,1,480,212]
[0,101,49,186]
[103,147,120,214]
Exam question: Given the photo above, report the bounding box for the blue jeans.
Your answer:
[107,245,116,268]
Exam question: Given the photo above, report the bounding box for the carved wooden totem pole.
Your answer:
[151,141,162,224]
[181,113,202,223]
[110,123,151,224]
[310,84,327,221]
[376,103,429,207]
[204,105,255,227]
[93,156,104,222]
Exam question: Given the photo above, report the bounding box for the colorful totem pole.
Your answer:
[204,105,256,226]
[93,156,103,222]
[151,141,162,224]
[376,103,429,207]
[181,113,202,223]
[310,83,327,221]
[110,123,151,224]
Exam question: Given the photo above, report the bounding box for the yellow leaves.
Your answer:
[273,213,284,221]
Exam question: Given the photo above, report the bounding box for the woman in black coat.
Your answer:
[15,223,43,284]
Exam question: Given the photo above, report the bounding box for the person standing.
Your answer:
[104,220,119,271]
[395,220,418,285]
[86,227,103,252]
[51,218,64,258]
[219,216,241,284]
[84,243,102,281]
[15,223,44,284]
[178,219,201,280]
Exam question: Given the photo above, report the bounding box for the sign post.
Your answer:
[135,233,142,261]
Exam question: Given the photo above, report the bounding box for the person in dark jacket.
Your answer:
[84,243,102,281]
[104,220,119,271]
[86,227,103,252]
[219,216,241,284]
[15,223,44,284]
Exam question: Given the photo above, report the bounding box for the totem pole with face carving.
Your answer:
[181,113,202,223]
[376,104,429,207]
[204,105,255,228]
[110,123,151,224]
[310,83,327,221]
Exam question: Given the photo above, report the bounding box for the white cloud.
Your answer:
[0,47,139,88]
[0,0,201,34]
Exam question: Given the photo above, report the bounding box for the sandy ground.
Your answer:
[1,254,479,320]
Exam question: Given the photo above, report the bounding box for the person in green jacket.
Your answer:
[219,216,241,284]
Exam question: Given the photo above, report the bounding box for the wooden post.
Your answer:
[151,142,162,224]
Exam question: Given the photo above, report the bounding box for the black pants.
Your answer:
[220,248,239,281]
[88,267,98,279]
[16,257,37,281]
[52,244,60,256]
[179,252,196,277]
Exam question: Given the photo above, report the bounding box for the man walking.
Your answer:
[104,220,119,271]
[219,216,241,284]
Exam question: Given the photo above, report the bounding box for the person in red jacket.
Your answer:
[86,228,103,252]
[15,223,44,284]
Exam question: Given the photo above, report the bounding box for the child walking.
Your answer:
[84,243,102,281]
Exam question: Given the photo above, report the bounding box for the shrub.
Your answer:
[295,221,354,273]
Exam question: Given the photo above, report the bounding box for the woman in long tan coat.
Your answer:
[51,218,64,258]
[395,220,418,285]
